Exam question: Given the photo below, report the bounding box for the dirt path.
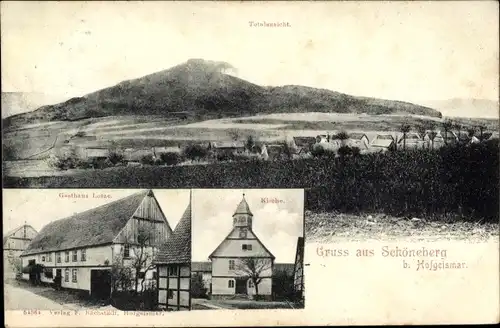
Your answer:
[4,283,79,310]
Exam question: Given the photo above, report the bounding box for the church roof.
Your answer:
[233,195,253,216]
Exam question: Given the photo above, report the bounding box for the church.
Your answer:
[208,194,275,299]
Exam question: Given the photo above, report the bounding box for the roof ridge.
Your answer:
[40,190,150,231]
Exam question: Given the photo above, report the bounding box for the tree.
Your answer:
[400,123,411,150]
[108,150,125,165]
[272,269,294,300]
[478,125,487,141]
[191,273,208,298]
[335,131,350,147]
[7,252,23,279]
[159,152,181,166]
[132,225,158,294]
[228,130,240,142]
[467,127,476,138]
[235,258,272,296]
[183,144,209,161]
[281,140,293,160]
[245,135,255,152]
[113,225,158,295]
[442,120,453,144]
[337,145,352,158]
[416,124,427,141]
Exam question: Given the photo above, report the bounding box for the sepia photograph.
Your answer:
[2,0,499,326]
[3,189,190,311]
[190,189,304,310]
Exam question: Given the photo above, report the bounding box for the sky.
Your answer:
[192,189,304,264]
[2,189,190,235]
[1,1,498,117]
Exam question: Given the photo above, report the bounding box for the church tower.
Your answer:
[232,194,253,232]
[209,193,275,298]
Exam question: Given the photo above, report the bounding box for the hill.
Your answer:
[421,98,499,119]
[1,92,68,119]
[3,59,441,128]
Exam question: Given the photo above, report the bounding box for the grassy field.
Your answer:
[306,211,499,242]
[3,112,498,161]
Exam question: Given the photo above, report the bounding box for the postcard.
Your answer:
[2,0,499,327]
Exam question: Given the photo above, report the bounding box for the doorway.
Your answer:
[90,269,111,300]
[235,278,247,295]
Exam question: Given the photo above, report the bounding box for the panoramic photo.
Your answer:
[2,2,498,190]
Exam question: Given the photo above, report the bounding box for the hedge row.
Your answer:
[5,141,498,222]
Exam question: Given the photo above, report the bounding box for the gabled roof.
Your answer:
[208,226,275,260]
[21,190,151,256]
[3,224,37,247]
[371,139,394,148]
[191,261,212,272]
[397,132,421,143]
[233,195,253,216]
[349,133,369,141]
[292,136,316,147]
[86,148,109,158]
[154,202,191,265]
[152,146,181,154]
[210,141,245,149]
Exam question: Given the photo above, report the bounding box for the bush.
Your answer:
[108,151,125,165]
[183,144,209,161]
[191,274,208,298]
[47,151,85,170]
[140,154,155,165]
[11,144,499,223]
[160,152,182,166]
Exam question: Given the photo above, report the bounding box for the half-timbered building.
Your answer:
[293,237,305,301]
[154,198,192,311]
[19,190,173,299]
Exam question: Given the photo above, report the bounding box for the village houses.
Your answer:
[3,224,38,279]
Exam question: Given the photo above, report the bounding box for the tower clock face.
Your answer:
[239,228,247,238]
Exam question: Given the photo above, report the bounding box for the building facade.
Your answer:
[19,190,173,299]
[154,198,192,311]
[3,224,38,279]
[293,237,305,301]
[209,195,275,299]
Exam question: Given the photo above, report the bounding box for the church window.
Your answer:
[228,280,235,288]
[228,260,235,270]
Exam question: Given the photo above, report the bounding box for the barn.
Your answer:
[208,194,275,300]
[19,190,173,299]
[154,198,192,311]
[397,132,422,149]
[208,141,246,154]
[292,136,317,153]
[347,133,370,151]
[370,134,396,152]
[3,224,38,279]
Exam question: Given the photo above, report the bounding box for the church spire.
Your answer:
[233,193,253,229]
[233,193,253,217]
